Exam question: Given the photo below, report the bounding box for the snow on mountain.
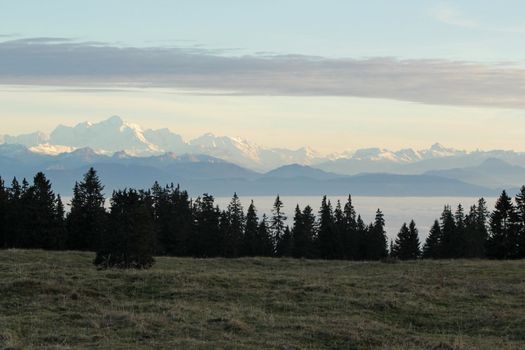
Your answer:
[29,143,76,155]
[2,116,522,173]
[143,128,187,153]
[49,116,161,156]
[420,143,465,159]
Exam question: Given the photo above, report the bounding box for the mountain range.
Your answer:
[1,116,524,196]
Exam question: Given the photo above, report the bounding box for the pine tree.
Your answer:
[317,196,338,259]
[463,200,488,258]
[270,195,286,256]
[94,189,155,269]
[486,190,519,259]
[452,204,466,257]
[291,205,315,258]
[54,194,67,250]
[515,187,525,258]
[224,193,244,257]
[66,168,107,251]
[392,220,421,260]
[343,195,358,259]
[277,226,293,257]
[24,172,62,249]
[290,205,304,258]
[439,205,457,258]
[6,178,24,248]
[255,214,274,256]
[159,184,193,256]
[365,209,388,260]
[355,215,367,260]
[423,220,442,258]
[191,194,222,257]
[0,177,8,248]
[243,200,259,256]
[333,200,346,259]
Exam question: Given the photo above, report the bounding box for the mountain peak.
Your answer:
[103,115,124,126]
[430,142,445,151]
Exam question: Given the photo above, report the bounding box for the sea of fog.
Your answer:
[214,196,497,241]
[62,195,497,241]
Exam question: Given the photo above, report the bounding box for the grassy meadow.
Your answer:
[0,250,524,349]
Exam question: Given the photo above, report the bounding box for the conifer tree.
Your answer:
[365,209,388,260]
[24,172,62,249]
[224,193,244,257]
[291,205,316,258]
[243,200,259,256]
[94,189,155,269]
[317,196,338,259]
[67,168,107,251]
[486,190,519,259]
[290,205,305,258]
[333,200,346,259]
[463,201,488,258]
[191,194,222,257]
[423,220,442,258]
[6,178,24,248]
[277,226,293,257]
[255,214,274,256]
[515,187,525,257]
[157,183,193,256]
[439,205,457,258]
[355,215,367,260]
[343,195,358,259]
[0,177,7,248]
[392,220,421,259]
[270,195,286,255]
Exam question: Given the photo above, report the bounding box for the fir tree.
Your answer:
[486,190,519,259]
[439,205,457,258]
[224,193,244,257]
[0,177,7,248]
[6,178,24,248]
[270,195,286,256]
[355,215,367,260]
[343,195,358,259]
[291,205,315,258]
[24,172,61,249]
[317,196,338,259]
[255,214,274,256]
[365,209,388,260]
[277,226,293,257]
[392,220,421,260]
[66,168,106,251]
[515,187,525,257]
[463,200,488,258]
[191,194,222,257]
[94,189,155,269]
[243,200,259,256]
[423,220,442,258]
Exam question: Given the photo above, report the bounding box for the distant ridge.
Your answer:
[2,116,525,192]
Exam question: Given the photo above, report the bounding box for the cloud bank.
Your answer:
[2,38,525,109]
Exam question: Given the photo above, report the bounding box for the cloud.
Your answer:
[433,3,525,34]
[1,37,525,109]
[433,4,478,28]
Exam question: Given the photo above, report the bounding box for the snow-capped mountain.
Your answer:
[1,116,524,173]
[49,116,161,155]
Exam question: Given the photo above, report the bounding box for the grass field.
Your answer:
[0,250,524,349]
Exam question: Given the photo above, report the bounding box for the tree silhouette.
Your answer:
[94,189,155,269]
[67,168,106,251]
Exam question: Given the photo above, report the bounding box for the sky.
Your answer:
[1,0,525,153]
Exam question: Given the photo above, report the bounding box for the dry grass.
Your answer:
[0,250,524,349]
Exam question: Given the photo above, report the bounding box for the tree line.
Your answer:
[1,168,525,268]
